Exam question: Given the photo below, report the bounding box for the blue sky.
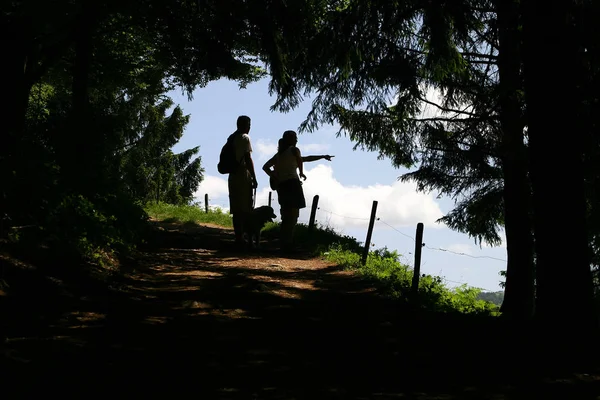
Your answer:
[167,77,507,292]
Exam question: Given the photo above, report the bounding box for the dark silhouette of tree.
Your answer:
[116,96,203,204]
[522,0,597,331]
[268,0,536,318]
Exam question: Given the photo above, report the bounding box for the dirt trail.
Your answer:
[1,221,599,399]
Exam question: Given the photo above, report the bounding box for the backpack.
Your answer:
[269,153,280,190]
[217,133,240,174]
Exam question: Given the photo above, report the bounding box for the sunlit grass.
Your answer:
[145,202,233,228]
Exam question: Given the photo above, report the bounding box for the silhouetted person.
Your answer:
[262,130,333,252]
[228,115,258,248]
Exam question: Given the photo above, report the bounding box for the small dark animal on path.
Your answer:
[244,206,277,249]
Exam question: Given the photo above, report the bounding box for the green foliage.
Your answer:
[498,270,507,289]
[8,64,202,265]
[477,291,505,306]
[27,83,56,123]
[116,96,204,205]
[324,244,498,315]
[261,221,363,255]
[145,202,233,228]
[10,194,150,265]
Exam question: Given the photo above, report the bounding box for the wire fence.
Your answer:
[316,206,504,293]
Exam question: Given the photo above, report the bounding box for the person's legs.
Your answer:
[232,213,244,243]
[280,207,299,250]
[229,172,253,247]
[277,179,304,251]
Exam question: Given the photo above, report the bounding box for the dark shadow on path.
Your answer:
[2,222,600,399]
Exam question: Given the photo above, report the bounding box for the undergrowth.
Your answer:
[7,193,149,268]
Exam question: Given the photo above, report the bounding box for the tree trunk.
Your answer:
[496,0,536,320]
[58,7,96,196]
[1,28,36,231]
[522,0,596,335]
[156,174,161,204]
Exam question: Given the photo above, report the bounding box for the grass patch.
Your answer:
[147,203,500,315]
[145,201,233,227]
[261,221,362,255]
[269,221,499,315]
[324,244,499,315]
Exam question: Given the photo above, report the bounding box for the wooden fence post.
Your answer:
[361,201,378,265]
[411,222,424,296]
[205,193,209,213]
[308,195,320,232]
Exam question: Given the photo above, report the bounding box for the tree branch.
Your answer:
[410,116,491,123]
[418,95,479,117]
[424,144,498,158]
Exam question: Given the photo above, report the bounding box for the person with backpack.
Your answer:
[218,115,258,248]
[262,130,334,252]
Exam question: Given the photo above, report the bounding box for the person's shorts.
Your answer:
[228,171,253,214]
[277,178,306,210]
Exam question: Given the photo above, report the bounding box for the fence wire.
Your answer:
[316,205,505,293]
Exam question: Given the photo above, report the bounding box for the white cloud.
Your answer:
[299,164,444,230]
[444,243,474,256]
[390,85,474,121]
[418,86,446,119]
[194,165,445,231]
[194,175,228,203]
